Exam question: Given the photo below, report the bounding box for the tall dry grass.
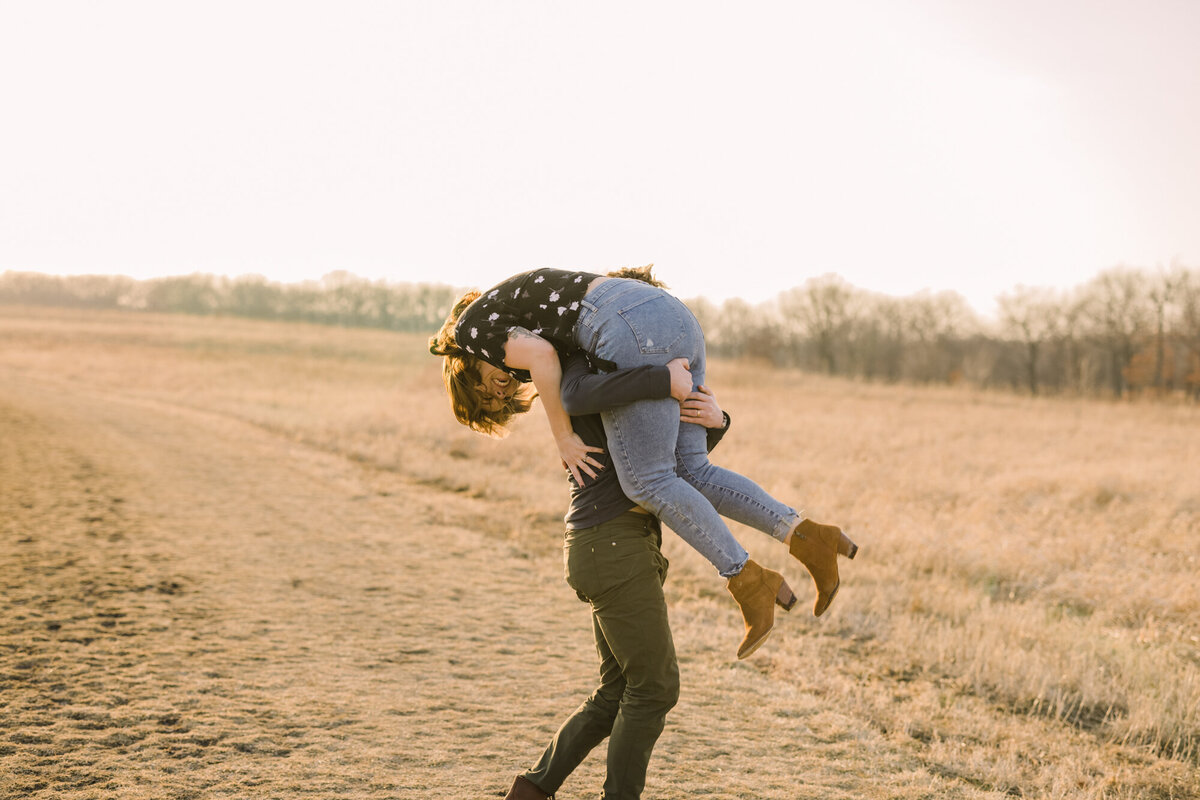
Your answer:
[2,306,1197,798]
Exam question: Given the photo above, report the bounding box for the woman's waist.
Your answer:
[580,275,652,307]
[578,275,682,324]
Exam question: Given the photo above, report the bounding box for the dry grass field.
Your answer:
[1,306,1197,799]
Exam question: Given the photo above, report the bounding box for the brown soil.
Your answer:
[2,374,614,799]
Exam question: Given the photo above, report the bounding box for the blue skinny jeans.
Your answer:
[574,278,801,577]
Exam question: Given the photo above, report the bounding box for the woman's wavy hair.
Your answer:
[428,291,535,437]
[428,265,664,436]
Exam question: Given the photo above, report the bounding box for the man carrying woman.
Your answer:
[504,349,742,800]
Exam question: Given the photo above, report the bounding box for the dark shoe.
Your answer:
[726,560,795,659]
[504,774,552,800]
[788,519,857,617]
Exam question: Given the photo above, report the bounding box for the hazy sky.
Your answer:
[2,1,1198,315]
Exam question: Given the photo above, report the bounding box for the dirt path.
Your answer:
[0,370,1054,799]
[1,372,616,799]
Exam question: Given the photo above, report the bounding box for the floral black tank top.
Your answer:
[454,268,601,382]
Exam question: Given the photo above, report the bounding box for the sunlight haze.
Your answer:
[2,0,1198,316]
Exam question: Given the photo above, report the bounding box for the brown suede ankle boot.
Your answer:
[726,559,797,659]
[788,519,858,617]
[504,774,552,800]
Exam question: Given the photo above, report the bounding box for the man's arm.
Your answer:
[560,352,690,416]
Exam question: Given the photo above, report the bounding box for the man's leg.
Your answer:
[520,513,679,799]
[588,517,680,799]
[521,612,625,793]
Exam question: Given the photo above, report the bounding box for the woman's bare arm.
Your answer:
[503,328,603,484]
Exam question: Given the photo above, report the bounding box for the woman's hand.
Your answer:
[557,432,606,484]
[667,357,692,403]
[680,384,725,428]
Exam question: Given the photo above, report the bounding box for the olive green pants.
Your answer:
[522,512,680,800]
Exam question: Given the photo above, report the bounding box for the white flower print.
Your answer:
[549,291,560,302]
[534,275,545,283]
[557,306,567,315]
[481,348,489,358]
[487,290,499,299]
[574,276,582,282]
[570,301,579,310]
[489,313,500,322]
[470,327,478,338]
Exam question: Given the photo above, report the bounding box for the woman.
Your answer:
[428,266,857,654]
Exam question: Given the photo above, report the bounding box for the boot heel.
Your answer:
[775,580,798,612]
[840,532,858,560]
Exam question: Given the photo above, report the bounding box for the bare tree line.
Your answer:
[0,270,459,333]
[688,264,1200,399]
[4,264,1199,399]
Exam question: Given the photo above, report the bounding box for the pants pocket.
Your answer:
[616,294,685,355]
[566,536,660,603]
[565,543,594,602]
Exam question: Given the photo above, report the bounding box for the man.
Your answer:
[504,351,734,800]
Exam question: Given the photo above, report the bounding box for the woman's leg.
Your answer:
[674,345,803,542]
[673,340,859,616]
[600,397,749,576]
[579,280,801,550]
[578,279,749,577]
[578,278,857,616]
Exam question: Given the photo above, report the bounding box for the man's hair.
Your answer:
[606,264,667,288]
